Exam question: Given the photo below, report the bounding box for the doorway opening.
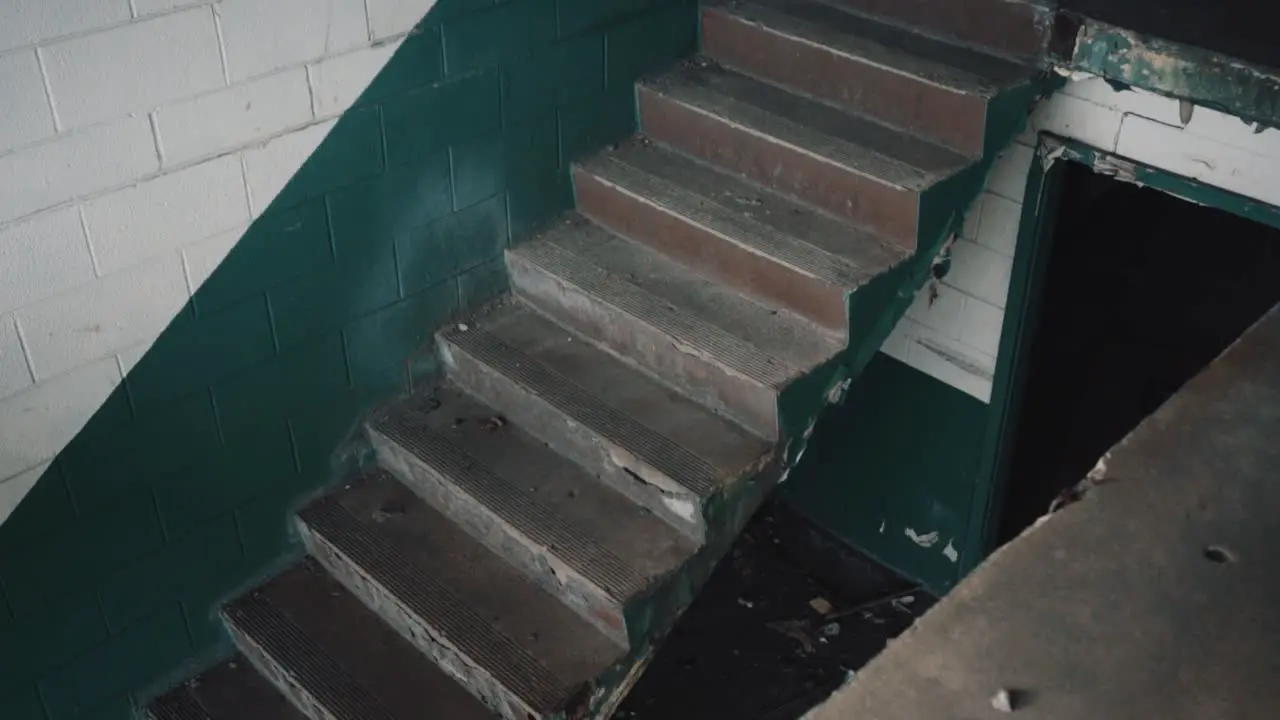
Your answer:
[996,160,1280,544]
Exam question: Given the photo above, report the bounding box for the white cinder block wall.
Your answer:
[0,0,435,521]
[884,74,1280,403]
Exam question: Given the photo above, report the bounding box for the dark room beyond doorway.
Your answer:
[997,161,1280,544]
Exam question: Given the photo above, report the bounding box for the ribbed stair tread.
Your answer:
[371,385,698,600]
[646,60,970,190]
[581,139,909,290]
[444,302,771,497]
[517,216,842,386]
[224,561,492,720]
[147,656,308,720]
[298,472,623,713]
[716,0,1031,94]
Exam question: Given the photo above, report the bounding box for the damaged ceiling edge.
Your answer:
[1060,17,1280,130]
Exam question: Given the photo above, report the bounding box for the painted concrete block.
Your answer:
[241,120,335,212]
[0,315,34,402]
[0,50,56,153]
[0,207,96,316]
[367,0,437,39]
[905,280,964,340]
[216,0,369,82]
[0,463,49,525]
[83,155,251,275]
[42,7,224,129]
[183,223,247,296]
[0,116,158,224]
[1182,106,1280,160]
[0,0,131,54]
[958,295,1004,359]
[960,193,984,241]
[442,0,558,75]
[155,68,314,166]
[0,357,121,482]
[903,321,994,403]
[308,44,398,117]
[134,0,209,15]
[947,239,1012,310]
[985,142,1035,204]
[974,192,1021,258]
[16,254,189,380]
[1118,114,1280,208]
[1031,91,1122,152]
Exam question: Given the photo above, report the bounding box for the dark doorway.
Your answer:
[996,161,1280,544]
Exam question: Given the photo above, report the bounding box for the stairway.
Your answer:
[145,1,1048,718]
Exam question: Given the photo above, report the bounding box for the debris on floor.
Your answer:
[616,499,933,720]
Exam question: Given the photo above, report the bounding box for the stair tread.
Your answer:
[444,301,772,499]
[147,656,308,720]
[299,472,623,714]
[224,561,493,720]
[716,0,1031,95]
[519,216,842,387]
[646,60,970,191]
[371,385,698,601]
[582,138,909,291]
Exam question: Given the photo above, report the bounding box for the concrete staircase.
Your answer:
[145,1,1048,718]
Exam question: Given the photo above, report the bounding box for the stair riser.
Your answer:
[829,0,1049,60]
[573,167,849,333]
[295,520,538,720]
[367,427,630,647]
[438,334,709,541]
[507,251,781,440]
[639,86,920,251]
[701,6,989,156]
[223,618,344,720]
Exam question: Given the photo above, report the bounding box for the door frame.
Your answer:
[957,135,1280,576]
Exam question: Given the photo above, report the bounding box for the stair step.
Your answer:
[439,301,772,540]
[508,218,839,438]
[146,655,307,720]
[367,385,697,646]
[223,561,492,720]
[575,139,909,332]
[639,60,970,249]
[702,0,1031,155]
[297,473,622,719]
[828,0,1050,62]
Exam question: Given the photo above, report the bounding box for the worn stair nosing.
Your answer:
[513,239,799,389]
[371,411,651,603]
[298,497,573,715]
[440,322,724,499]
[645,70,935,192]
[147,692,212,720]
[225,594,397,720]
[582,153,877,290]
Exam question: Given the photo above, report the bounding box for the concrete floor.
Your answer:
[806,304,1280,719]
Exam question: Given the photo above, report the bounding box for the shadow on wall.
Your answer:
[0,1,697,717]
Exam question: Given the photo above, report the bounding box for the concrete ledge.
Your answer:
[807,302,1280,719]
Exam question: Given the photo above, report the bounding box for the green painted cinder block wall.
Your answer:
[784,354,989,594]
[0,1,698,717]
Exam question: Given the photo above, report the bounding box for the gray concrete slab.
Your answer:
[807,303,1280,720]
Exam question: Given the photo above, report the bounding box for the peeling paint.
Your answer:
[904,528,941,548]
[661,495,698,522]
[1069,19,1280,128]
[942,540,959,563]
[1091,153,1142,184]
